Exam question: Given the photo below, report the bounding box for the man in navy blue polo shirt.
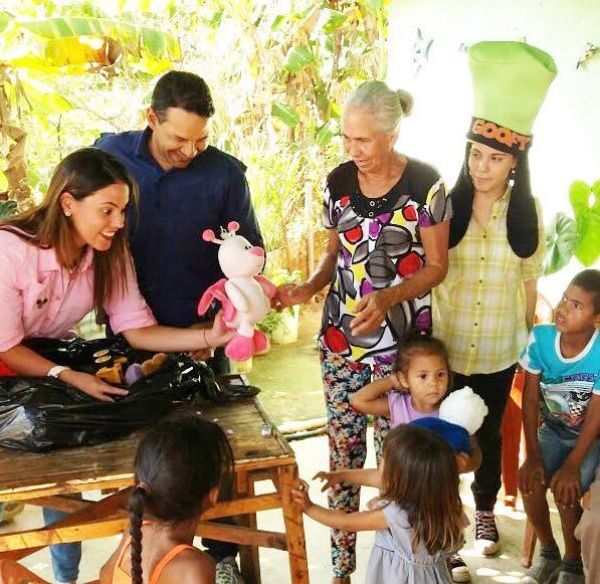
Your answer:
[96,70,261,583]
[96,70,263,360]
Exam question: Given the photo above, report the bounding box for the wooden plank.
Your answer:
[196,522,286,551]
[237,471,262,584]
[26,496,90,513]
[278,465,310,584]
[0,518,128,551]
[0,489,130,560]
[200,493,281,520]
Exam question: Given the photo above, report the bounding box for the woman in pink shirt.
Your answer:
[0,148,232,400]
[0,148,233,584]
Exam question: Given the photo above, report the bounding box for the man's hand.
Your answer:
[350,289,393,336]
[550,461,581,508]
[519,457,546,496]
[206,311,234,348]
[60,370,128,402]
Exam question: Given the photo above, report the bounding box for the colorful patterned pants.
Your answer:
[320,348,392,578]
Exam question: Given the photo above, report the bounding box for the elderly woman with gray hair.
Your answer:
[276,80,452,583]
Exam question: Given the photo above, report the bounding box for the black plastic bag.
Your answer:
[0,338,258,452]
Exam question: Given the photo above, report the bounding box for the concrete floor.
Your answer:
[1,427,564,583]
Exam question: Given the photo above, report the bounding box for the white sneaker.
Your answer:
[474,510,500,555]
[447,552,471,582]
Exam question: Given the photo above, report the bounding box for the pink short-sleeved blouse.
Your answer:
[0,230,156,352]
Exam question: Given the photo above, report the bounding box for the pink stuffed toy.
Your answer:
[198,221,276,362]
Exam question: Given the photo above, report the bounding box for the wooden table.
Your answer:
[0,375,309,583]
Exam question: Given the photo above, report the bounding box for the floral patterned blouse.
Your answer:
[319,158,452,365]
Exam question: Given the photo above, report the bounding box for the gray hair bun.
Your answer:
[396,89,414,117]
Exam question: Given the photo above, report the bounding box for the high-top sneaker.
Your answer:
[474,510,500,555]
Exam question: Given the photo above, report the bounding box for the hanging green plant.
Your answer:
[569,179,600,266]
[543,212,577,275]
[543,179,600,275]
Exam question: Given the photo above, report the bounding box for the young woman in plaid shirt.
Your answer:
[433,41,555,581]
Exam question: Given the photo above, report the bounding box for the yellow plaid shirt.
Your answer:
[433,190,545,375]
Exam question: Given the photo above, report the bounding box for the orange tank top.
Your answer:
[112,536,195,584]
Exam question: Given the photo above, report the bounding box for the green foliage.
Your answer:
[271,101,299,128]
[0,0,389,277]
[544,180,600,275]
[544,212,577,276]
[0,199,17,219]
[569,180,600,266]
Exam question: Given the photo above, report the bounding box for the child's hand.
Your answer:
[518,457,546,495]
[313,471,343,492]
[550,461,581,508]
[291,479,313,511]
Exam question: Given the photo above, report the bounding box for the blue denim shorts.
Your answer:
[538,422,600,492]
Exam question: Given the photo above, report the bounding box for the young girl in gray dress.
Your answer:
[292,425,464,583]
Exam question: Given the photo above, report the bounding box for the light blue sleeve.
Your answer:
[519,327,543,374]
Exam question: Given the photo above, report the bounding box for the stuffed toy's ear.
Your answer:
[203,229,216,242]
[227,221,240,233]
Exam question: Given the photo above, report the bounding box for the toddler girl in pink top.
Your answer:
[350,335,449,427]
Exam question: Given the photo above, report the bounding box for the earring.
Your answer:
[508,167,516,187]
[64,210,71,217]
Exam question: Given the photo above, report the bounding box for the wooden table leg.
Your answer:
[278,464,309,584]
[502,369,525,508]
[236,470,261,584]
[521,519,537,568]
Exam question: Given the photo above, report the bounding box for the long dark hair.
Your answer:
[380,425,464,555]
[449,142,539,258]
[0,148,138,311]
[128,412,234,584]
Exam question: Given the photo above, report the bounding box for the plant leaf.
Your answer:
[0,10,12,34]
[317,9,347,35]
[0,200,18,219]
[284,45,314,73]
[10,17,180,62]
[20,80,72,114]
[271,101,299,128]
[315,120,339,148]
[543,212,577,275]
[569,179,600,266]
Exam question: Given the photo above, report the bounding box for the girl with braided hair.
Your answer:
[100,412,233,584]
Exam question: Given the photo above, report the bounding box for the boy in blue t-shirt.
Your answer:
[519,269,600,584]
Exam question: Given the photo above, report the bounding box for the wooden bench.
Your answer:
[0,375,309,583]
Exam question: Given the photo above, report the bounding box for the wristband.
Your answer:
[47,365,70,379]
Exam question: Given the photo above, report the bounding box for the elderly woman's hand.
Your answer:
[350,289,394,336]
[273,283,313,310]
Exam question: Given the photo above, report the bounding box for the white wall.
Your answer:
[387,0,600,303]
